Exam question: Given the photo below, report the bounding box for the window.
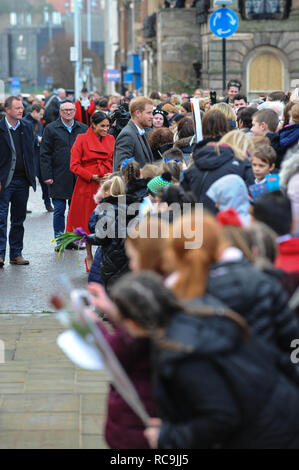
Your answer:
[239,0,291,19]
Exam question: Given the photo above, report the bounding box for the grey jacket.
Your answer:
[113,120,153,171]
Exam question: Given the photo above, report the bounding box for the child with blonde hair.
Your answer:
[161,159,182,183]
[86,175,130,288]
[219,130,255,160]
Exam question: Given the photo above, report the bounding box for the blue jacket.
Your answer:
[279,123,299,149]
[0,117,36,196]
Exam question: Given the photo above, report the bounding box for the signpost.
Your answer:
[11,77,21,96]
[209,6,239,92]
[104,69,121,83]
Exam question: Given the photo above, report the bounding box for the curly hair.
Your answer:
[148,128,174,152]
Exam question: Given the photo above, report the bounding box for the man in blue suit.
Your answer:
[0,96,36,267]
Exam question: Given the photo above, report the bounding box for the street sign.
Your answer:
[70,46,78,62]
[209,8,239,38]
[104,69,121,83]
[214,0,232,4]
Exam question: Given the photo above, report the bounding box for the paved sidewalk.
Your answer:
[0,314,110,449]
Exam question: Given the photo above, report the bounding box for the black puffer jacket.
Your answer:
[154,295,299,449]
[207,259,299,384]
[94,195,133,289]
[125,178,149,205]
[180,144,254,211]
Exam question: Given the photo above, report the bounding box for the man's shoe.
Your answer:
[0,257,4,268]
[10,256,30,265]
[46,205,54,213]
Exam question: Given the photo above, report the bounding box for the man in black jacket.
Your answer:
[40,100,88,242]
[23,103,54,213]
[43,88,66,126]
[0,96,36,267]
[113,97,154,170]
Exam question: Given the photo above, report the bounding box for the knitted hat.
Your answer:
[147,172,172,195]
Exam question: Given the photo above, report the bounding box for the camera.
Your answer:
[109,104,130,126]
[108,104,131,139]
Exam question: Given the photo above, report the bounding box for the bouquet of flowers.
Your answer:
[51,227,89,258]
[51,276,150,426]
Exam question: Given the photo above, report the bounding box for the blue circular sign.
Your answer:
[209,8,239,38]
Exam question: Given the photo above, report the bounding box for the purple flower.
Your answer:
[73,227,89,245]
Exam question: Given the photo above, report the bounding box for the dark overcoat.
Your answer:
[0,117,36,196]
[40,118,88,199]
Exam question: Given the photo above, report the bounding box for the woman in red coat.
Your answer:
[66,111,114,235]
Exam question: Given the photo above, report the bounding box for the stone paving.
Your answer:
[0,187,111,448]
[0,313,110,449]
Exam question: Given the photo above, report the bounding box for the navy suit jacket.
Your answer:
[0,117,36,196]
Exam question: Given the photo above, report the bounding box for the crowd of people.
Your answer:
[1,80,299,449]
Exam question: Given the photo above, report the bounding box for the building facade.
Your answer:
[115,0,299,97]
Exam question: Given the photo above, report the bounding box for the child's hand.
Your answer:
[144,418,162,449]
[94,188,104,204]
[91,175,101,184]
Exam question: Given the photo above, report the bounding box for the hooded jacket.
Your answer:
[279,123,299,150]
[125,178,150,206]
[180,144,254,212]
[206,174,251,225]
[207,258,299,384]
[154,295,299,449]
[94,195,135,289]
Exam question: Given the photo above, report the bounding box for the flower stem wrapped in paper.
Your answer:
[51,227,89,258]
[51,275,150,427]
[190,97,203,144]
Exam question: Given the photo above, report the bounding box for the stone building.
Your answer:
[116,0,299,97]
[198,0,299,99]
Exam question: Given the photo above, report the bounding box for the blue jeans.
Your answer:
[0,178,29,260]
[52,199,71,238]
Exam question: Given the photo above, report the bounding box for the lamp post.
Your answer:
[87,0,92,50]
[74,0,83,99]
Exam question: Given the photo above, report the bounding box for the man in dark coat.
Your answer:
[113,97,154,171]
[43,88,66,126]
[40,100,88,241]
[23,103,53,212]
[0,96,36,267]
